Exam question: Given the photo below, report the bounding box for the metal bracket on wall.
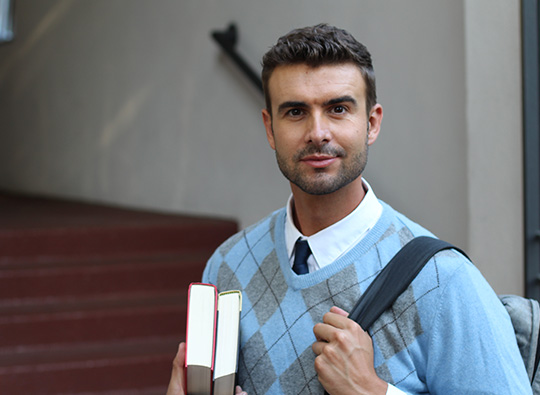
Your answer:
[211,23,263,93]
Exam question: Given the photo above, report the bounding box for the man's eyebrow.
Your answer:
[277,101,308,114]
[324,96,357,107]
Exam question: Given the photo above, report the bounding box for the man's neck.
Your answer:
[291,178,366,236]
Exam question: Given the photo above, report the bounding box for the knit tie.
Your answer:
[293,239,311,275]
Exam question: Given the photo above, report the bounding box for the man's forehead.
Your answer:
[268,63,366,107]
[269,62,363,81]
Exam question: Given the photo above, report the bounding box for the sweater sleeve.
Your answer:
[201,249,220,284]
[425,258,531,394]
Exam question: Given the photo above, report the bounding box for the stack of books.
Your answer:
[184,283,242,395]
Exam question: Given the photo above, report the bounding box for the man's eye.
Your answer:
[332,105,346,114]
[287,109,303,116]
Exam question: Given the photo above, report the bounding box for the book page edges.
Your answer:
[217,290,242,311]
[213,373,237,395]
[185,283,217,369]
[186,365,213,395]
[214,290,241,379]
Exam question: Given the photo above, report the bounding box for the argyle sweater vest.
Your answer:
[202,202,530,395]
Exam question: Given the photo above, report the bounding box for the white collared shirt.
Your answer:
[285,179,383,272]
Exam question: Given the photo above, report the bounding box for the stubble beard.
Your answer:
[275,140,369,196]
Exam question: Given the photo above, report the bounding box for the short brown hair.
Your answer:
[261,24,377,115]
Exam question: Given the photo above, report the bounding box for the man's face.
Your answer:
[262,63,381,196]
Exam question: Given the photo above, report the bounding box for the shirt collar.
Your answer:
[285,179,383,269]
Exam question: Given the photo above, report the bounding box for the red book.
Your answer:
[185,283,218,395]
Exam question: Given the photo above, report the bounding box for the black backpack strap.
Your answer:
[348,236,469,330]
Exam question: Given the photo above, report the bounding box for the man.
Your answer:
[168,24,530,394]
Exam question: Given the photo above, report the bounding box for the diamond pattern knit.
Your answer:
[202,202,531,394]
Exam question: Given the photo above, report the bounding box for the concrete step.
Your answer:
[0,253,206,301]
[0,191,237,263]
[0,192,237,393]
[0,337,177,394]
[0,292,187,350]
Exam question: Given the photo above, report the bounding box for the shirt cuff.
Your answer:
[386,383,407,395]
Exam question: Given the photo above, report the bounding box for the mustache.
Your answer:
[294,144,346,161]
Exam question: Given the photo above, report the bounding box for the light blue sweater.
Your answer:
[203,201,531,394]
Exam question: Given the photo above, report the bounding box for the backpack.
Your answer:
[349,236,540,392]
[500,294,540,392]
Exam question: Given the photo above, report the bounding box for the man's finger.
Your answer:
[313,321,338,342]
[322,309,352,329]
[330,306,349,317]
[312,340,327,356]
[166,342,186,395]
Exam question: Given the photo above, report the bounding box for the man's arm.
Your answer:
[312,306,388,395]
[424,261,532,394]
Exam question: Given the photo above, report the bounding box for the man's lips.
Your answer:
[300,154,338,168]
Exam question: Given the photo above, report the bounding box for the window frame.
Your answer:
[523,0,540,300]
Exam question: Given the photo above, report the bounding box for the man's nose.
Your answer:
[305,113,331,145]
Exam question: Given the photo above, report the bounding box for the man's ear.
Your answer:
[367,104,383,146]
[262,109,276,150]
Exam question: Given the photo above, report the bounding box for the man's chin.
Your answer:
[293,179,348,196]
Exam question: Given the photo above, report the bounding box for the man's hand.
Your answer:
[166,343,187,395]
[312,306,388,395]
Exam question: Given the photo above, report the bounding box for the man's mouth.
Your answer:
[300,154,338,168]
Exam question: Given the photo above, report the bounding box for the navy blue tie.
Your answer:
[293,239,311,275]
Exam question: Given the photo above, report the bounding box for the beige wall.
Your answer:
[0,0,524,294]
[465,0,524,294]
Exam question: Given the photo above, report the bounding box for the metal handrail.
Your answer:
[211,23,263,93]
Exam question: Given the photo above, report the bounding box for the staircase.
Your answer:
[0,192,238,394]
